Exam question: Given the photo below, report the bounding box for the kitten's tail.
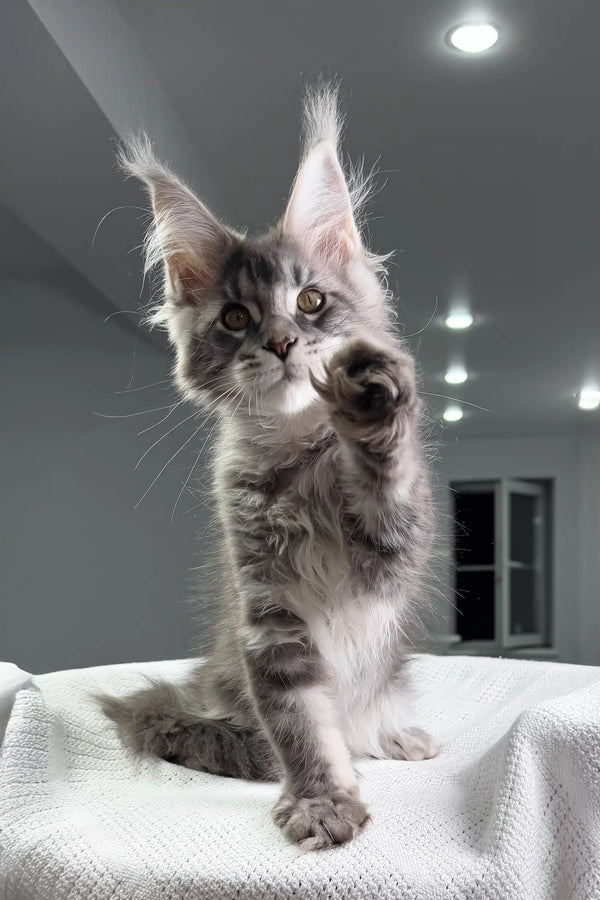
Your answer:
[95,671,282,780]
[95,673,206,757]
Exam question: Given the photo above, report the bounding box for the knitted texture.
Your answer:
[1,655,599,899]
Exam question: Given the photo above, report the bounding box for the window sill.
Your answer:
[444,642,559,662]
[504,646,559,661]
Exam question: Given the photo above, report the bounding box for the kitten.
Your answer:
[102,86,438,851]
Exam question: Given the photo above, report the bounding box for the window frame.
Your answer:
[452,478,550,653]
[500,479,547,649]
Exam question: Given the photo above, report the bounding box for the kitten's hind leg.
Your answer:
[98,676,281,781]
[377,684,439,762]
[380,726,439,761]
[345,681,439,762]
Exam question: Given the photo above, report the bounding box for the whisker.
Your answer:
[200,382,246,414]
[169,387,244,522]
[103,309,143,324]
[255,377,266,428]
[200,370,259,392]
[402,297,439,339]
[138,399,186,435]
[170,446,205,524]
[116,379,171,394]
[135,423,204,509]
[91,205,148,249]
[228,389,247,427]
[126,319,142,389]
[135,409,200,470]
[181,500,208,517]
[419,391,490,412]
[94,404,176,419]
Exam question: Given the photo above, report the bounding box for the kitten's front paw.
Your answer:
[272,789,370,850]
[311,338,417,434]
[383,726,440,761]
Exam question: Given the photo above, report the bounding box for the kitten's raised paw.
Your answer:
[384,726,440,761]
[272,789,370,850]
[311,338,417,433]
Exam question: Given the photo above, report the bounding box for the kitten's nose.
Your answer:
[263,336,297,361]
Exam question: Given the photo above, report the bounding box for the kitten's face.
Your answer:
[126,88,391,418]
[168,237,384,416]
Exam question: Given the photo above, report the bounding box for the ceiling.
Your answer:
[2,0,599,438]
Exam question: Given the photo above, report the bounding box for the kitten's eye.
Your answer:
[297,289,325,314]
[222,304,250,331]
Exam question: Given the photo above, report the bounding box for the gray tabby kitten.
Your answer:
[103,87,438,851]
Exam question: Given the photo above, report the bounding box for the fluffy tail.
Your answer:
[97,674,281,781]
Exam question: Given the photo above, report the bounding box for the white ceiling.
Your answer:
[2,0,599,438]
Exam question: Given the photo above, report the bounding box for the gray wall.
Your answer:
[1,273,208,673]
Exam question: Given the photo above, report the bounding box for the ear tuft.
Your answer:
[119,135,233,306]
[283,86,364,268]
[301,82,344,151]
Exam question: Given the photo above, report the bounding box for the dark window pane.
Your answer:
[456,570,495,641]
[510,567,540,635]
[510,493,536,564]
[454,490,495,565]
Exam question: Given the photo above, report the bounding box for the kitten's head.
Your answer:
[124,87,393,416]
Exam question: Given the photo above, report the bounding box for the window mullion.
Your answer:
[497,479,509,649]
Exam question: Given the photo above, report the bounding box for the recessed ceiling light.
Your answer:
[577,388,600,410]
[443,405,463,422]
[445,365,468,385]
[447,23,499,53]
[445,311,473,330]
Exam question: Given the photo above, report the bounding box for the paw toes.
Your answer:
[346,355,384,379]
[388,728,440,761]
[316,338,416,424]
[357,380,393,413]
[273,791,369,850]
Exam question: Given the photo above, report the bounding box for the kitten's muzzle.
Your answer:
[263,336,297,361]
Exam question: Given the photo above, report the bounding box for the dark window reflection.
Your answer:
[456,570,495,641]
[454,490,495,565]
[510,493,536,564]
[510,568,538,634]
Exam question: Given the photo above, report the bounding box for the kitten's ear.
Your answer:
[120,136,233,303]
[283,89,361,268]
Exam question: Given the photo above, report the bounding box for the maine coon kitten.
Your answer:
[102,86,438,851]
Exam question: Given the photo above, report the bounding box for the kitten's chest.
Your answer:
[306,597,401,697]
[256,473,345,572]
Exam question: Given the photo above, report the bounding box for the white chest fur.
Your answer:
[304,594,402,706]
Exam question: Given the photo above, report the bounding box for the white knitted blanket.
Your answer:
[1,655,599,900]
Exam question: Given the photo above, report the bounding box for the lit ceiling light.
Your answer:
[445,311,473,330]
[445,365,468,384]
[443,405,463,422]
[577,388,600,410]
[447,23,499,53]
